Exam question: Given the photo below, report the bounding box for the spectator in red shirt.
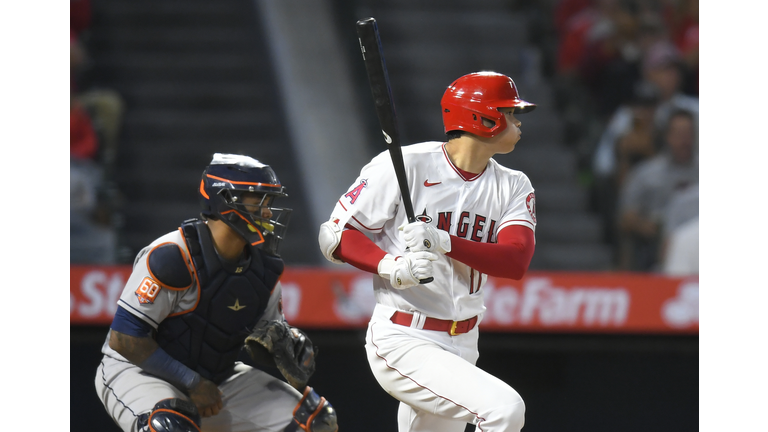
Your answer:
[71,98,99,161]
[669,0,698,96]
[70,0,92,39]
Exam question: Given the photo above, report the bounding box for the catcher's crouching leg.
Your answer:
[284,386,338,432]
[139,398,201,432]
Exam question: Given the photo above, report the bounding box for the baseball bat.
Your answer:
[356,17,433,284]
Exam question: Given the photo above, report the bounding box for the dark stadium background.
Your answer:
[70,0,699,431]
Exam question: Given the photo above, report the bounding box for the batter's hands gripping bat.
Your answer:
[356,17,433,284]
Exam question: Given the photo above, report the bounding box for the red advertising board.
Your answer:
[70,265,698,334]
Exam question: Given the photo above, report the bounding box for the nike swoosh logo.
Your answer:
[424,180,441,187]
[382,130,392,144]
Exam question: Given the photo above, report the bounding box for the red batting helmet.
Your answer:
[441,72,536,138]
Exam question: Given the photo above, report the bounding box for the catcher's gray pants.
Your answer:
[96,356,302,432]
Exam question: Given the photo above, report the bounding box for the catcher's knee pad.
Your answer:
[285,386,338,432]
[141,398,201,432]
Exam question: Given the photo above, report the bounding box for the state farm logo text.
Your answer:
[483,277,630,327]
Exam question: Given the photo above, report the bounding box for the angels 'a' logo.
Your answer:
[526,192,537,224]
[415,208,432,223]
[344,179,368,204]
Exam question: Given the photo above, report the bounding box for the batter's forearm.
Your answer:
[334,226,387,274]
[446,226,535,280]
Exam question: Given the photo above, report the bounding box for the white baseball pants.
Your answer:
[365,304,525,432]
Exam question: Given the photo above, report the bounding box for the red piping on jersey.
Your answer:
[442,143,485,181]
[205,173,282,189]
[370,323,489,431]
[348,215,384,232]
[498,219,535,230]
[145,242,195,292]
[170,228,202,317]
[338,200,348,211]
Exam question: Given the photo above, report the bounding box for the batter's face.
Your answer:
[488,108,522,154]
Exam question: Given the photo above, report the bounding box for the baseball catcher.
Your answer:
[244,319,318,390]
[95,153,338,432]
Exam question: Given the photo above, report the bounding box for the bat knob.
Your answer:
[357,17,376,26]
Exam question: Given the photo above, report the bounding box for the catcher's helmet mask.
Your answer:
[441,71,536,138]
[199,154,292,254]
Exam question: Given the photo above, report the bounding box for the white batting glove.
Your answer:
[400,221,451,254]
[377,252,438,289]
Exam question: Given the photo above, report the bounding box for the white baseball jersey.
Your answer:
[330,141,536,322]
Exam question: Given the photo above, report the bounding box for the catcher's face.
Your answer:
[241,193,273,219]
[240,192,280,238]
[229,191,292,251]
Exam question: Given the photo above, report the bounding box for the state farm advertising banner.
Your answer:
[70,266,698,334]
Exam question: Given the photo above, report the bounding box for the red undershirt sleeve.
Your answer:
[333,225,387,274]
[446,225,535,280]
[334,224,535,279]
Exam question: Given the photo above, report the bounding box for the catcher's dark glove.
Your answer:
[244,320,317,390]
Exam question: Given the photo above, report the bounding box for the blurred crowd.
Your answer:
[70,0,126,264]
[547,0,699,275]
[69,0,698,275]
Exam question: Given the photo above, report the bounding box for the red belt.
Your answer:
[390,311,478,336]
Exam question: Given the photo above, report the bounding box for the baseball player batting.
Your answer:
[318,71,537,432]
[95,154,338,432]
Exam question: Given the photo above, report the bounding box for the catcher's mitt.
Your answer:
[244,320,317,390]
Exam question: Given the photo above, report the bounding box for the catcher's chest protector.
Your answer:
[156,219,284,384]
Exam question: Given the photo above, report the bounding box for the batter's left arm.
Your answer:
[403,223,535,280]
[446,225,535,280]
